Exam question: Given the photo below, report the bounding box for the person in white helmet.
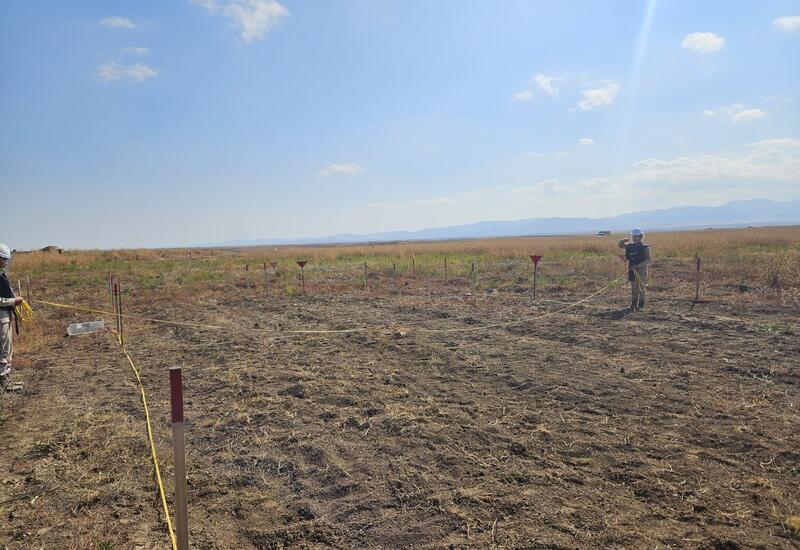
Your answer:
[0,243,25,389]
[618,229,652,311]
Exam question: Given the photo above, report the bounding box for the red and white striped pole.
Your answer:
[170,367,189,549]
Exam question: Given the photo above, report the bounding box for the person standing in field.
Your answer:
[0,243,25,390]
[618,228,652,311]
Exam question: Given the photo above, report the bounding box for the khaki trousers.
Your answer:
[630,267,648,306]
[0,321,11,373]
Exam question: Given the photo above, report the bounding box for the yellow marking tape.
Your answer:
[119,342,178,550]
[416,275,624,333]
[37,274,626,337]
[14,300,34,325]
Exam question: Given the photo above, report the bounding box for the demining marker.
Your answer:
[170,367,189,550]
[297,261,308,295]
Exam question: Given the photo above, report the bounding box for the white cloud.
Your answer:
[101,16,137,29]
[369,197,455,208]
[703,103,766,122]
[533,74,560,97]
[124,46,150,56]
[577,81,620,111]
[521,151,567,158]
[193,0,288,42]
[579,137,595,145]
[97,62,158,83]
[411,197,455,206]
[681,32,725,54]
[224,0,289,42]
[773,15,800,32]
[629,139,799,183]
[732,108,766,122]
[748,138,800,148]
[317,163,364,177]
[513,90,534,102]
[191,0,219,10]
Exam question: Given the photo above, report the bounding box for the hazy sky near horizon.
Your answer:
[2,0,799,249]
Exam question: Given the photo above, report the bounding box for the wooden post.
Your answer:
[694,255,701,302]
[412,257,416,277]
[117,284,124,348]
[113,283,121,344]
[364,262,368,290]
[300,266,306,295]
[533,263,538,301]
[471,262,476,287]
[170,367,189,550]
[109,274,116,311]
[444,258,448,285]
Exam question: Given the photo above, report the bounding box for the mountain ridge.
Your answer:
[205,198,800,247]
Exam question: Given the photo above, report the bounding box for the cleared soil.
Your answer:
[1,261,799,549]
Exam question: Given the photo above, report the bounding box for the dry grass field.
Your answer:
[1,227,799,549]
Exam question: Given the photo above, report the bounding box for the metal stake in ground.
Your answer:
[113,283,121,344]
[363,261,368,290]
[297,261,308,295]
[108,273,114,310]
[170,367,189,550]
[117,283,124,348]
[694,254,701,302]
[530,255,542,300]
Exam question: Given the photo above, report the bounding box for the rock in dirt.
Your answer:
[280,384,306,399]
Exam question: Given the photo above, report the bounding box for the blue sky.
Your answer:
[1,1,799,249]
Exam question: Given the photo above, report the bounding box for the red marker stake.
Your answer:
[170,367,189,550]
[297,261,308,295]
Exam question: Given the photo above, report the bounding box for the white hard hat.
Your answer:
[630,228,644,237]
[0,243,10,260]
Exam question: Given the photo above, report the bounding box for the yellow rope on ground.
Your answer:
[36,300,225,330]
[416,275,625,333]
[37,273,627,336]
[119,342,178,550]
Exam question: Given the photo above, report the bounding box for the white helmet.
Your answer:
[0,243,10,260]
[630,228,644,238]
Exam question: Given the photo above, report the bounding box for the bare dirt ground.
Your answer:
[1,259,799,549]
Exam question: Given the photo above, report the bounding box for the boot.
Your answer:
[638,298,645,310]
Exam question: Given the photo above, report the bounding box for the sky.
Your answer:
[1,0,799,249]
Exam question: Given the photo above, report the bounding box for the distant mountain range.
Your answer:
[207,198,800,247]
